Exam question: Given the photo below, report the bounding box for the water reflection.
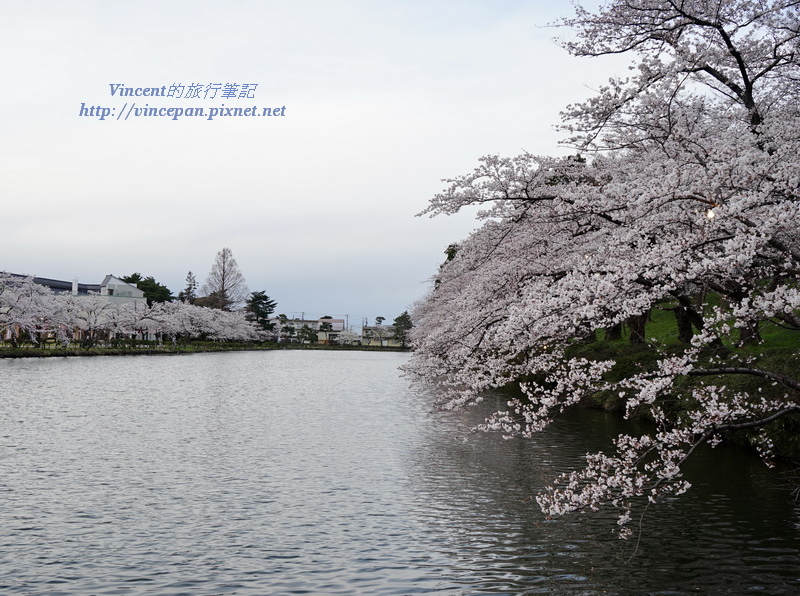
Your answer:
[409,393,800,594]
[0,351,798,594]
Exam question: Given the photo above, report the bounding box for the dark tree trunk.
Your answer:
[671,293,706,344]
[738,322,762,347]
[628,313,648,344]
[675,306,694,343]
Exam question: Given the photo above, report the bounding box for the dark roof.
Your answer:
[29,275,97,294]
[31,277,73,291]
[7,272,111,295]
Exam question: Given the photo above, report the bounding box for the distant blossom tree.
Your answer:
[337,328,360,345]
[0,274,61,346]
[0,272,263,348]
[405,0,800,538]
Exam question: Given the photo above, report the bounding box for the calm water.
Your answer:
[1,350,799,594]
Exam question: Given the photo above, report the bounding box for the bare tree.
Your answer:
[200,248,249,311]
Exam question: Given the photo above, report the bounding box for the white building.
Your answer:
[32,274,146,305]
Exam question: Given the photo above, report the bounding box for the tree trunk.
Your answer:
[628,313,648,344]
[672,294,705,344]
[738,322,762,347]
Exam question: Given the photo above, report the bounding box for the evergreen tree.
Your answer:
[392,311,413,347]
[121,273,174,306]
[177,271,198,304]
[245,291,277,331]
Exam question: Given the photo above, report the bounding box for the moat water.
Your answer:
[1,350,799,594]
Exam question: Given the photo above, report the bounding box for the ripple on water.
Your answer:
[0,351,799,594]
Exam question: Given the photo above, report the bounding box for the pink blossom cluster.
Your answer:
[0,273,264,345]
[405,0,800,536]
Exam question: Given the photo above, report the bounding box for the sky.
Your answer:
[1,0,626,328]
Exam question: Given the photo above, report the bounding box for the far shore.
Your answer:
[0,342,411,359]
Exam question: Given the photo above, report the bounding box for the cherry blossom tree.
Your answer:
[65,293,114,348]
[0,272,263,349]
[0,274,57,346]
[407,0,800,537]
[156,300,203,342]
[150,300,262,343]
[106,300,172,343]
[337,328,360,345]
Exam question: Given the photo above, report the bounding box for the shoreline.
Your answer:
[0,343,411,359]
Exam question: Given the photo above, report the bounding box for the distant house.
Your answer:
[316,318,345,344]
[32,274,146,305]
[361,325,402,347]
[271,316,346,344]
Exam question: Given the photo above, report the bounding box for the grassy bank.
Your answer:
[559,306,800,458]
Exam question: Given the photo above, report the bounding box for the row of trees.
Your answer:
[120,248,281,335]
[0,273,263,347]
[121,247,265,313]
[112,248,410,347]
[0,245,270,348]
[0,271,410,349]
[406,0,800,537]
[264,312,412,346]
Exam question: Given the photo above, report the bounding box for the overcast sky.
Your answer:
[1,0,624,327]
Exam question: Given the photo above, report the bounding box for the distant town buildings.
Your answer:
[269,317,404,347]
[270,316,346,344]
[6,271,406,348]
